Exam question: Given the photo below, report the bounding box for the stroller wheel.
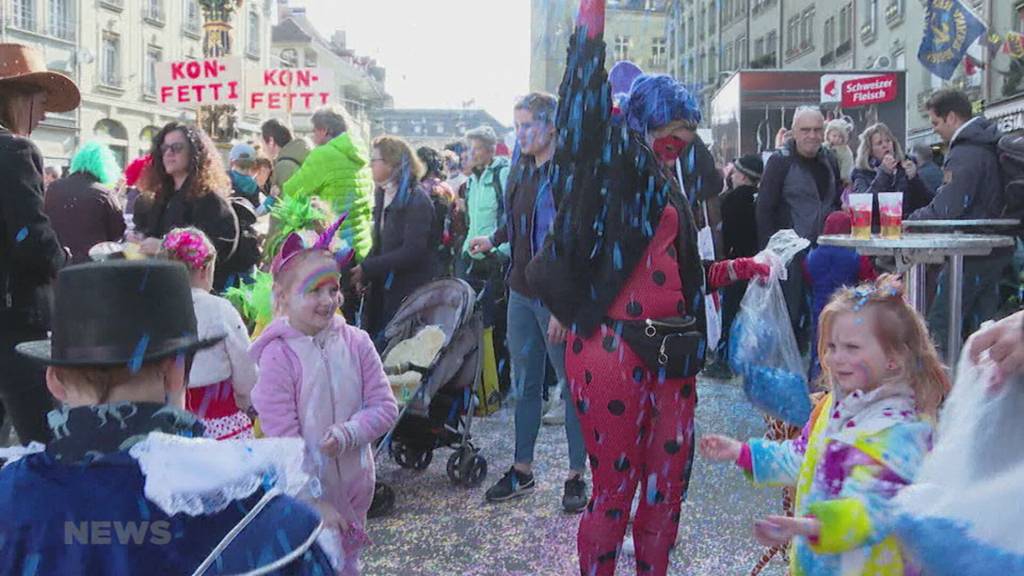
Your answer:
[447,448,488,487]
[367,481,395,519]
[412,449,433,471]
[393,442,433,471]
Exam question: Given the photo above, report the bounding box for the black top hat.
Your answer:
[16,260,223,367]
[733,154,764,182]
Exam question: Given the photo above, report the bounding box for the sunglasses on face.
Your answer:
[160,142,188,156]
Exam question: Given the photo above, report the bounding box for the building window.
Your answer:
[247,11,260,57]
[801,8,814,49]
[754,37,764,59]
[651,37,667,67]
[722,0,733,24]
[11,0,35,30]
[304,49,317,67]
[614,35,631,61]
[863,0,878,38]
[48,0,73,40]
[724,43,733,71]
[144,0,164,23]
[824,17,835,53]
[708,0,716,34]
[737,35,748,67]
[183,0,201,35]
[709,46,718,81]
[101,33,121,87]
[766,30,778,59]
[699,6,706,40]
[144,46,162,96]
[787,16,800,53]
[736,0,747,18]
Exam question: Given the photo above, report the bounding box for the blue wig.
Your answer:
[623,74,702,135]
[70,140,122,185]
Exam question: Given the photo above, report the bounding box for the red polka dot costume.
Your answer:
[567,205,697,575]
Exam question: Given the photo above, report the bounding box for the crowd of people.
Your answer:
[0,4,1023,572]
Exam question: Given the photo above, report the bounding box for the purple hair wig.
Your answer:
[623,74,702,135]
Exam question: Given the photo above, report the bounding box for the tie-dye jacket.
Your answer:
[739,387,933,575]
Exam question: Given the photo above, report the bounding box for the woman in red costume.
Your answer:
[527,2,769,574]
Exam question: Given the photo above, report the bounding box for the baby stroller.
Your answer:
[370,278,488,515]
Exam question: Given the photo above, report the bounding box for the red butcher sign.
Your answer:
[246,68,334,113]
[841,74,897,108]
[156,58,243,107]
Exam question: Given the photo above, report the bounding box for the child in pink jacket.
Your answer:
[250,219,398,575]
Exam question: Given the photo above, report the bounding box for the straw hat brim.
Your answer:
[0,71,81,113]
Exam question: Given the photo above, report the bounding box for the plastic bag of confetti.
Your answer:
[893,344,1024,575]
[729,230,812,426]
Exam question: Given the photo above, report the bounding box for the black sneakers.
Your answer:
[562,475,588,513]
[484,466,536,502]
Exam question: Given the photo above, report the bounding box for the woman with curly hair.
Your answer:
[136,122,239,291]
[44,140,125,264]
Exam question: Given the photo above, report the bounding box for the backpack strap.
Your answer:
[225,199,241,262]
[490,164,507,223]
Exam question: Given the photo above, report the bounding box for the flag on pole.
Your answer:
[917,0,987,80]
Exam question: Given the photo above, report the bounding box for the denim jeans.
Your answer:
[507,290,586,472]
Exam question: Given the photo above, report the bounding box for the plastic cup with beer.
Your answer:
[849,193,873,239]
[878,192,903,239]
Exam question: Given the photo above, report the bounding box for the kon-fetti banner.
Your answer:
[246,67,335,113]
[156,58,333,113]
[156,57,243,107]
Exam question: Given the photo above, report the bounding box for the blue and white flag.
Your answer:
[917,0,987,80]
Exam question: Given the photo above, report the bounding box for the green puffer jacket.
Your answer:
[281,132,374,261]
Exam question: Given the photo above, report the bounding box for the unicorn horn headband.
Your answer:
[271,212,354,276]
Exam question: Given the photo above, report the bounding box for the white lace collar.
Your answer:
[128,432,315,517]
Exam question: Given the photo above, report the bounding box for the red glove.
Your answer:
[577,0,605,39]
[708,258,771,290]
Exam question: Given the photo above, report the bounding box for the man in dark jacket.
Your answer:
[912,143,944,196]
[44,161,125,265]
[909,88,1012,358]
[756,106,841,345]
[0,261,336,575]
[0,44,76,445]
[468,93,588,512]
[707,154,762,378]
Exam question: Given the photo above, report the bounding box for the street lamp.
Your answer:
[197,0,244,144]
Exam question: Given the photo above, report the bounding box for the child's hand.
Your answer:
[320,423,359,457]
[320,433,341,457]
[311,499,348,533]
[753,515,820,548]
[699,434,743,462]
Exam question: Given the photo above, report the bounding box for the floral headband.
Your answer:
[162,229,214,271]
[271,212,354,277]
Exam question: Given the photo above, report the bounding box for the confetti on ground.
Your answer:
[364,377,786,576]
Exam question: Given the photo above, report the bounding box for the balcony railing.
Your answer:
[144,4,165,25]
[860,22,876,43]
[820,51,835,66]
[836,39,852,56]
[885,2,903,26]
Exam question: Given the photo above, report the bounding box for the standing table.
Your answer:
[817,231,1015,364]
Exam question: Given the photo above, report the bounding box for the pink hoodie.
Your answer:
[250,315,398,570]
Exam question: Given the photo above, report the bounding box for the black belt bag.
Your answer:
[616,316,706,379]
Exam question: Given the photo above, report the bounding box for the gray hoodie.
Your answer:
[909,117,1004,221]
